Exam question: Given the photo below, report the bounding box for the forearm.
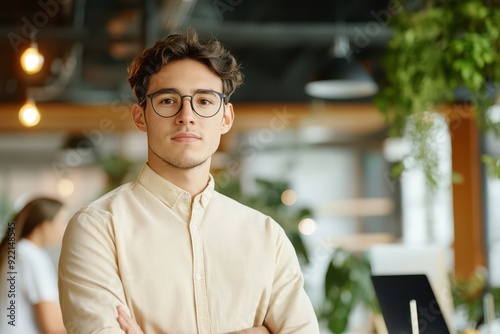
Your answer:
[117,306,271,334]
[264,228,319,333]
[36,301,67,334]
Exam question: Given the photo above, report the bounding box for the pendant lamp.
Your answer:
[305,3,378,100]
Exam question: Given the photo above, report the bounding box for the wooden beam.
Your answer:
[442,104,486,280]
[0,101,387,135]
[0,103,136,133]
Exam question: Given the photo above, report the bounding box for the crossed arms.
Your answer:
[117,306,270,334]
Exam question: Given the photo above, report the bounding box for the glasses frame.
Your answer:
[140,89,227,119]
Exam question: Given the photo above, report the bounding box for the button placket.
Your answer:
[190,202,211,333]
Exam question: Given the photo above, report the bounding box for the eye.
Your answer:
[159,97,175,105]
[199,98,212,105]
[154,93,179,106]
[195,93,217,106]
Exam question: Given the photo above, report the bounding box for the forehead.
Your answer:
[148,58,223,93]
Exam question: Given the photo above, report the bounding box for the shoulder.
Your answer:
[87,180,139,210]
[213,191,270,219]
[211,191,286,235]
[17,240,52,266]
[68,180,138,225]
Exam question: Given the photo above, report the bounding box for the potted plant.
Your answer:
[451,267,500,330]
[96,154,139,193]
[321,248,381,333]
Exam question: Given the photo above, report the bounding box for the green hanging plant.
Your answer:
[375,0,500,186]
[482,154,500,178]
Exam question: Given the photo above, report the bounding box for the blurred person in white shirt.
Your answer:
[0,197,66,334]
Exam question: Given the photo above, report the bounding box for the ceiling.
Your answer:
[1,0,393,105]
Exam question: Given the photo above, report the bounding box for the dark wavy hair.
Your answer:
[127,27,244,105]
[0,197,63,260]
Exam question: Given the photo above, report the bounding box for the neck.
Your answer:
[147,161,211,197]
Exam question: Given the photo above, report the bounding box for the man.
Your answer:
[58,28,319,334]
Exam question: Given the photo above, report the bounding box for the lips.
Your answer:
[171,132,200,143]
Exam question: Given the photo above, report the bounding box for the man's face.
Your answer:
[133,58,234,171]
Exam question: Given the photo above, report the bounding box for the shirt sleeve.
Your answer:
[264,225,320,334]
[58,208,127,334]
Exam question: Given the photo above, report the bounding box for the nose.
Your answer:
[175,96,195,124]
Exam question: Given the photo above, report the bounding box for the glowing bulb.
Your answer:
[298,218,316,236]
[19,101,41,127]
[20,44,44,74]
[58,178,75,197]
[281,189,297,206]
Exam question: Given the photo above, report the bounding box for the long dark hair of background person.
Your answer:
[0,197,63,261]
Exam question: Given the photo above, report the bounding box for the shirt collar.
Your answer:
[136,163,214,208]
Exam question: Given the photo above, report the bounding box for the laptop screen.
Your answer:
[371,274,451,334]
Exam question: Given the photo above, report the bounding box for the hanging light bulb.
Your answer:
[20,42,45,74]
[19,99,41,127]
[298,218,316,236]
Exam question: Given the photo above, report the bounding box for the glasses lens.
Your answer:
[151,91,181,117]
[192,91,222,117]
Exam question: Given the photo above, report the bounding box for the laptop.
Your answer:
[371,274,451,334]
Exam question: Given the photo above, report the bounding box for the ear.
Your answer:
[221,103,234,135]
[132,103,147,132]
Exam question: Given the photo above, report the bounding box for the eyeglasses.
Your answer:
[141,89,227,118]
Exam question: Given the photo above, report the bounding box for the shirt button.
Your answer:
[182,194,190,201]
[195,273,202,280]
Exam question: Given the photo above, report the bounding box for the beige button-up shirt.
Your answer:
[58,164,319,333]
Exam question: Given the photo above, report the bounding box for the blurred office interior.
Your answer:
[1,0,500,333]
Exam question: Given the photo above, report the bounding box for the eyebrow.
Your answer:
[152,88,220,95]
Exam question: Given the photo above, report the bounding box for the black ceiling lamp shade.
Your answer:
[305,54,378,99]
[304,1,378,100]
